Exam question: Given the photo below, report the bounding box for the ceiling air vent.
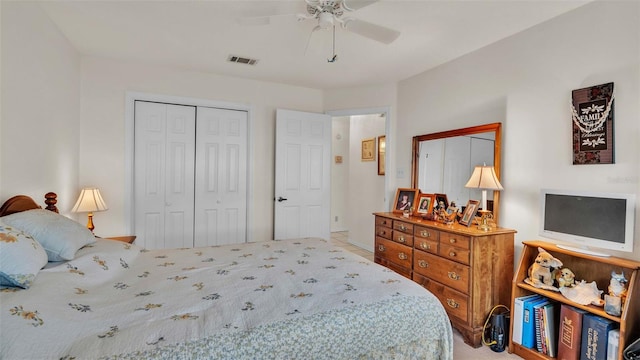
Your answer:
[228,55,258,66]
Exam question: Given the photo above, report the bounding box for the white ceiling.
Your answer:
[38,0,589,90]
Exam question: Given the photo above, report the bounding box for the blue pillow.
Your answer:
[0,218,48,288]
[2,209,96,261]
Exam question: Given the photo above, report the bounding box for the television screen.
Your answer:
[543,194,626,244]
[539,189,635,254]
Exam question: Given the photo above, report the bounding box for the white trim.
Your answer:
[124,91,253,240]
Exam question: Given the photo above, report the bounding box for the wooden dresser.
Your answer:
[374,212,516,347]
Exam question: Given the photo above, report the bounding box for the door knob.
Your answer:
[277,197,288,202]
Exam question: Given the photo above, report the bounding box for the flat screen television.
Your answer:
[539,189,636,257]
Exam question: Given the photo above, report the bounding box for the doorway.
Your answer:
[329,109,388,252]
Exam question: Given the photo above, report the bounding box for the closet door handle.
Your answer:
[277,197,288,202]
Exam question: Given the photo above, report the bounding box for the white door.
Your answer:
[134,101,196,249]
[274,109,331,240]
[194,107,248,246]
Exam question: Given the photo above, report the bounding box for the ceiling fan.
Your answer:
[239,0,401,50]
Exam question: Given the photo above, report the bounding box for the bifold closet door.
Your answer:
[194,107,248,247]
[134,101,196,249]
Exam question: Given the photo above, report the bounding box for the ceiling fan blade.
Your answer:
[342,18,400,44]
[304,26,323,55]
[237,2,307,26]
[341,0,379,12]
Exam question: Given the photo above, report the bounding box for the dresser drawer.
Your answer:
[414,225,439,241]
[375,216,393,228]
[414,273,469,323]
[413,251,470,294]
[440,232,471,250]
[375,237,412,270]
[393,231,414,247]
[393,220,414,234]
[375,225,392,240]
[414,238,438,254]
[439,243,470,265]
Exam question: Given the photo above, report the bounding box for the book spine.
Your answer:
[558,304,584,360]
[535,306,544,353]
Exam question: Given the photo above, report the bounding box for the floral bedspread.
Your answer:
[1,238,453,359]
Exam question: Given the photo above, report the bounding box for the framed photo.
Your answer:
[377,135,386,175]
[361,138,375,161]
[459,199,480,227]
[415,193,435,216]
[434,193,449,211]
[393,188,419,214]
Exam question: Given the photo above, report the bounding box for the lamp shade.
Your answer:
[71,188,108,213]
[465,165,504,190]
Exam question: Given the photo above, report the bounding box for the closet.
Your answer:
[133,101,247,249]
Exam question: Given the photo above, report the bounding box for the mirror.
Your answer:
[411,123,502,222]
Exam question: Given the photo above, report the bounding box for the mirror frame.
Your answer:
[410,122,503,223]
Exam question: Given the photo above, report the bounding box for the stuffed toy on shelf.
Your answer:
[524,247,563,291]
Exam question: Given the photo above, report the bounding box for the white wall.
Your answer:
[397,1,639,261]
[1,2,81,209]
[79,57,323,241]
[347,114,386,251]
[331,116,350,232]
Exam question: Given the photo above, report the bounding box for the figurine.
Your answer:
[608,271,628,302]
[524,247,563,291]
[553,267,576,288]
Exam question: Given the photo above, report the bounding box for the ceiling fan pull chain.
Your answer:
[328,25,338,63]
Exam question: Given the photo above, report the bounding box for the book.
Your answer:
[543,302,559,357]
[522,297,548,349]
[606,329,619,360]
[558,304,587,360]
[512,294,541,345]
[534,299,551,353]
[580,313,618,360]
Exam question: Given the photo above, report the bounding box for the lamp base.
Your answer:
[476,210,493,231]
[86,212,95,233]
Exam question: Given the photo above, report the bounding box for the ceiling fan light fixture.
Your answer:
[318,11,334,29]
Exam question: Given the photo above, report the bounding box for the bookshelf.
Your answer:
[509,240,640,360]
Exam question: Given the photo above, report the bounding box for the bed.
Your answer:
[0,193,453,360]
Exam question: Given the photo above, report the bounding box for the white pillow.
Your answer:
[0,218,48,288]
[2,209,96,261]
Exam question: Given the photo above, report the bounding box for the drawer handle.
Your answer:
[449,238,457,244]
[420,230,430,237]
[446,299,459,308]
[418,260,429,268]
[378,245,386,252]
[420,242,430,250]
[448,271,461,280]
[378,230,386,236]
[449,251,456,257]
[398,236,405,243]
[398,252,408,260]
[399,225,407,231]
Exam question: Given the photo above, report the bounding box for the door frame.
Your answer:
[124,91,253,239]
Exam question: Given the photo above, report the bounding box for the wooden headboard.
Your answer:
[0,192,58,217]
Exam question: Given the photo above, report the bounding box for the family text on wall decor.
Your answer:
[571,82,614,164]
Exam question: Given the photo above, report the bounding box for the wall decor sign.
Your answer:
[361,138,375,161]
[571,82,614,164]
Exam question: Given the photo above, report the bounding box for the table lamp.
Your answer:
[465,165,503,231]
[71,188,108,233]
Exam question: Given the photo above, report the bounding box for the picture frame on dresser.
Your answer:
[393,188,419,213]
[415,193,435,216]
[434,193,449,210]
[460,200,479,226]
